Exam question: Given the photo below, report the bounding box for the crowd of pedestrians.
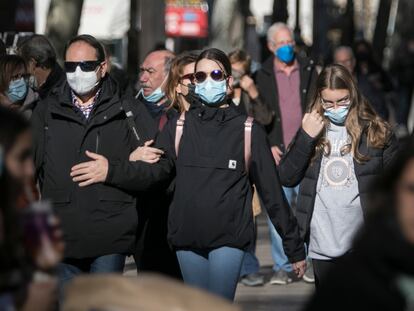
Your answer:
[0,21,413,310]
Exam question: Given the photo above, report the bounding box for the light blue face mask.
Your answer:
[324,106,350,124]
[275,44,295,64]
[140,87,165,103]
[195,78,227,106]
[7,78,28,103]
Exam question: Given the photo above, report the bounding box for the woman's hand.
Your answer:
[129,140,164,164]
[302,110,324,138]
[240,75,259,99]
[292,260,307,278]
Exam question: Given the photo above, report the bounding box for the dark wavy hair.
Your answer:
[195,48,232,77]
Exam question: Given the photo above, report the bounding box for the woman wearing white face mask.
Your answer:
[0,55,39,118]
[278,64,399,289]
[104,48,307,301]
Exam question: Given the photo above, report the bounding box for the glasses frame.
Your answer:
[193,69,227,84]
[64,60,102,73]
[320,96,351,110]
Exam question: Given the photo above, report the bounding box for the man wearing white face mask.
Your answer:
[31,34,157,297]
[137,50,175,130]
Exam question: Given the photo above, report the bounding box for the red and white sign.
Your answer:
[165,1,209,38]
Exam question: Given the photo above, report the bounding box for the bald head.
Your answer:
[333,46,355,73]
[140,50,175,97]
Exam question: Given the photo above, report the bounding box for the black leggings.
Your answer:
[312,259,337,289]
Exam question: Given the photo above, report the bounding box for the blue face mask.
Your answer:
[324,106,350,124]
[140,87,165,103]
[275,44,295,63]
[7,78,28,103]
[195,78,227,106]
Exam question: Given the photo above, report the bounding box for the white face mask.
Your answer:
[66,66,100,96]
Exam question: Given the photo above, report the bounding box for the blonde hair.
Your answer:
[165,52,197,112]
[309,64,391,163]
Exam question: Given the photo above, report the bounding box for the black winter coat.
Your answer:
[106,100,306,263]
[305,213,414,311]
[278,128,399,242]
[255,56,318,150]
[31,77,157,258]
[37,63,66,100]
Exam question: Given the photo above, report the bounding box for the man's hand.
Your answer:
[70,151,109,187]
[129,139,164,163]
[271,146,283,165]
[302,110,324,138]
[292,260,306,278]
[240,75,259,99]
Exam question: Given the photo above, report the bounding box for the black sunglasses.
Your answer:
[193,70,227,83]
[64,61,101,73]
[180,73,194,81]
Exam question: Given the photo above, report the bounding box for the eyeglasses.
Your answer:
[64,61,101,73]
[320,96,351,110]
[193,70,227,83]
[180,73,194,81]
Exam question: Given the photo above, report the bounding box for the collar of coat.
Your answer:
[261,54,315,76]
[48,75,126,125]
[189,97,242,123]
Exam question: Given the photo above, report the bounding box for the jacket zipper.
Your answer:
[95,130,100,153]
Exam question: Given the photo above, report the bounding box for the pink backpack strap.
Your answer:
[175,112,186,157]
[244,116,254,173]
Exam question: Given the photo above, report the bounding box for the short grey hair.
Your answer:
[266,22,293,43]
[334,46,355,60]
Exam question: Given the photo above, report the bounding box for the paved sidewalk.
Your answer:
[234,215,314,311]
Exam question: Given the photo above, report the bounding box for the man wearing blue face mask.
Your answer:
[137,50,176,130]
[256,23,318,285]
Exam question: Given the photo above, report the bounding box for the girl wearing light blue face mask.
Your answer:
[0,55,38,118]
[278,64,398,289]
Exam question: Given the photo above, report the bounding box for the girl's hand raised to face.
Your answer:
[302,110,325,138]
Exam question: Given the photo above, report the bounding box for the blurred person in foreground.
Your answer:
[0,106,61,311]
[17,34,66,100]
[31,34,157,294]
[62,274,241,311]
[0,55,38,118]
[334,46,389,121]
[256,22,318,285]
[305,142,414,310]
[278,64,398,289]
